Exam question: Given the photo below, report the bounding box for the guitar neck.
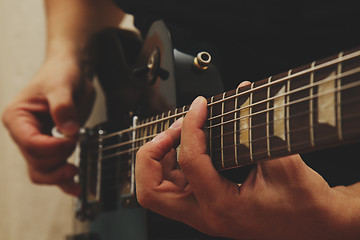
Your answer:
[132,48,360,171]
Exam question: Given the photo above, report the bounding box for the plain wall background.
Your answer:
[0,0,74,239]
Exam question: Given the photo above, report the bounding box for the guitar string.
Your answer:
[101,97,330,154]
[207,66,359,124]
[212,110,360,153]
[210,97,347,141]
[101,89,360,162]
[207,77,360,130]
[100,110,360,180]
[102,66,360,142]
[101,50,360,140]
[99,79,360,154]
[100,100,360,182]
[211,113,360,168]
[101,65,358,151]
[206,50,357,108]
[99,105,360,168]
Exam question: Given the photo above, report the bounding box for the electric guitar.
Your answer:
[67,21,360,240]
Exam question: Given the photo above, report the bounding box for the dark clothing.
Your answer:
[115,0,360,186]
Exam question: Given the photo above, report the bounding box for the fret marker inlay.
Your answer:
[318,71,336,127]
[273,85,286,141]
[239,93,250,148]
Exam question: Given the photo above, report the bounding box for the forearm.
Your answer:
[45,0,124,58]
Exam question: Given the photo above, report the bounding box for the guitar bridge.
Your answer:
[119,116,139,208]
[75,127,103,221]
[75,118,141,221]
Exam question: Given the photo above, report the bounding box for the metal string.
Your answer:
[100,78,360,155]
[99,99,360,164]
[99,110,360,178]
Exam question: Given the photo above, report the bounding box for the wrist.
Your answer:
[45,37,93,63]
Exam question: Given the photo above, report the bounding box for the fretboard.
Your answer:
[105,48,360,172]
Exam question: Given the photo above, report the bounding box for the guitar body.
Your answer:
[69,21,224,240]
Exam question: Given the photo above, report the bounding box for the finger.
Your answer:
[48,87,79,137]
[136,118,183,191]
[238,80,251,88]
[178,97,235,201]
[27,163,78,185]
[136,118,202,222]
[5,109,76,169]
[161,149,188,189]
[59,180,82,196]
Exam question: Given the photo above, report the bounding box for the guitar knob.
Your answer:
[193,51,211,71]
[132,47,169,84]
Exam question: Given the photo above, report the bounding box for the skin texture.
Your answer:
[136,83,360,239]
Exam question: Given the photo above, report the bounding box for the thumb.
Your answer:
[48,87,79,137]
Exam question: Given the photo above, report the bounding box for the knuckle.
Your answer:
[52,99,73,116]
[23,143,45,160]
[136,146,149,163]
[177,153,193,172]
[1,106,11,127]
[136,188,154,209]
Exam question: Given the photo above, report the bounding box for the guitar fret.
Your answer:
[143,119,149,144]
[175,108,178,119]
[165,110,171,129]
[234,88,239,165]
[221,92,226,168]
[309,61,316,147]
[266,77,272,157]
[160,112,165,132]
[209,96,214,160]
[249,83,254,162]
[156,115,160,134]
[286,70,292,153]
[337,52,343,141]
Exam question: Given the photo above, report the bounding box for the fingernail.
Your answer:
[239,81,251,87]
[189,96,206,111]
[152,131,166,142]
[169,117,183,129]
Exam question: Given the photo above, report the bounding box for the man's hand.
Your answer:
[136,93,360,239]
[2,52,95,196]
[2,0,123,196]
